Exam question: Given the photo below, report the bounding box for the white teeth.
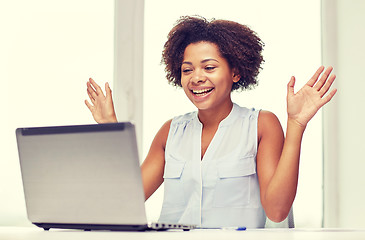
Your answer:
[192,88,212,94]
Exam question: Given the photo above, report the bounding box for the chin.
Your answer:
[192,102,214,111]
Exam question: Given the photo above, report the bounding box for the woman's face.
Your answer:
[180,41,240,111]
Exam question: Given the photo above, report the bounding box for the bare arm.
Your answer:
[257,113,302,222]
[141,119,171,200]
[257,66,337,222]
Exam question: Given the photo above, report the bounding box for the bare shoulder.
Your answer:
[258,110,281,124]
[143,118,172,161]
[257,110,283,141]
[154,119,172,149]
[161,119,173,132]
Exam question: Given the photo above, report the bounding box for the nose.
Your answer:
[191,69,207,85]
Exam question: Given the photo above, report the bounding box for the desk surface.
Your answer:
[1,226,365,240]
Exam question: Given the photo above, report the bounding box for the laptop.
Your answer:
[16,122,194,231]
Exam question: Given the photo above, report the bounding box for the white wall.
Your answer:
[322,0,365,228]
[0,0,114,226]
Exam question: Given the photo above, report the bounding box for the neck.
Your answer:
[197,101,233,127]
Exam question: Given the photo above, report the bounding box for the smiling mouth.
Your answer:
[191,88,214,96]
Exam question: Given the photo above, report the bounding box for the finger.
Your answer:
[87,84,97,101]
[319,74,336,97]
[87,80,97,92]
[85,100,94,111]
[105,82,112,100]
[307,66,325,87]
[287,76,295,97]
[87,91,95,104]
[319,88,337,107]
[314,66,333,91]
[89,78,105,98]
[87,81,97,98]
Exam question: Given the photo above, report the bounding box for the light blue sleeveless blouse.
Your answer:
[158,103,266,228]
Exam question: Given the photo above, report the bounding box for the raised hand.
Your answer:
[85,78,117,123]
[287,66,337,127]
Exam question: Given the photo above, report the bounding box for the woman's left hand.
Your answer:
[287,66,337,127]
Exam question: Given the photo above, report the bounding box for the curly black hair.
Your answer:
[162,15,264,91]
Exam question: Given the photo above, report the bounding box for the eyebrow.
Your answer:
[182,59,219,65]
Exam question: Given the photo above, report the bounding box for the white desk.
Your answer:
[1,226,365,240]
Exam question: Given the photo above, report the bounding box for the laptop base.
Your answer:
[34,222,150,231]
[34,222,193,231]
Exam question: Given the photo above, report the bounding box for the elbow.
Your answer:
[266,209,289,223]
[262,195,295,223]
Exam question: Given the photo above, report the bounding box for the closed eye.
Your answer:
[182,69,192,73]
[205,66,216,71]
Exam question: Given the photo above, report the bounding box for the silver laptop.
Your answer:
[16,122,194,231]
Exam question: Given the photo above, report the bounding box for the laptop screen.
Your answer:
[16,122,147,226]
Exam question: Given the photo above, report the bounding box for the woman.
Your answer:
[85,16,336,228]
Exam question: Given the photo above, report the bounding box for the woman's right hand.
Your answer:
[85,78,117,123]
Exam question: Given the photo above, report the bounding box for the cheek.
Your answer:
[217,75,234,90]
[180,79,190,93]
[182,85,189,93]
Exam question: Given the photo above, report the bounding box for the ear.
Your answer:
[232,69,241,83]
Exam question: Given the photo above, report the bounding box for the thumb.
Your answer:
[287,76,295,97]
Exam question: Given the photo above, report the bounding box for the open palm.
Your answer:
[85,78,117,123]
[287,66,337,127]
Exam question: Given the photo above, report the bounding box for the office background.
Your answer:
[0,0,364,228]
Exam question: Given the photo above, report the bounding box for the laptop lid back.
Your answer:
[16,122,147,226]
